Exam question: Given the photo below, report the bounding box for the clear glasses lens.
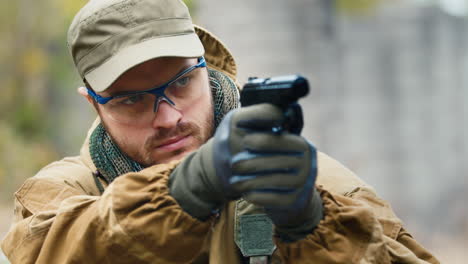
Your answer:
[102,67,205,125]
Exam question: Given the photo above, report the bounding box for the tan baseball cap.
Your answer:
[67,0,205,92]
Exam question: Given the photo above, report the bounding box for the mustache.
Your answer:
[144,121,200,150]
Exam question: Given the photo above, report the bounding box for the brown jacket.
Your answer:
[0,118,439,263]
[1,26,439,264]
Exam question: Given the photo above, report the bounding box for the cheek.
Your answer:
[182,88,213,125]
[100,115,151,149]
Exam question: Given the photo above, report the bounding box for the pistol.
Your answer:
[240,75,309,135]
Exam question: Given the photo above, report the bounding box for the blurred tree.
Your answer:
[183,0,195,11]
[0,0,197,202]
[0,0,87,202]
[335,0,384,15]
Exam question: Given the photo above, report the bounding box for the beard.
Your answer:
[101,109,214,168]
[139,119,213,166]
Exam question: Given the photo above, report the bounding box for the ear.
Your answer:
[77,86,94,105]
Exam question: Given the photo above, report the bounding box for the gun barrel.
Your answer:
[240,75,309,108]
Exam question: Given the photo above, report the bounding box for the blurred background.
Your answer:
[0,0,466,263]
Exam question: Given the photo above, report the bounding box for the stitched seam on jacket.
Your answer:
[390,223,402,240]
[14,181,35,214]
[8,224,50,261]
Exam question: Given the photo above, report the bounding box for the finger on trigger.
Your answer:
[234,104,285,130]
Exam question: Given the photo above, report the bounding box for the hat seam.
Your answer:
[82,32,198,77]
[79,0,143,28]
[76,17,191,64]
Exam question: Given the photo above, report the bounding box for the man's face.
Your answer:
[84,57,214,166]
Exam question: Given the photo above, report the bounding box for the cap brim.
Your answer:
[85,33,205,92]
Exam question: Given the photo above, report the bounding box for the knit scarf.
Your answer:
[89,68,240,189]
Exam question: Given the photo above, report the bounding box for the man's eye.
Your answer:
[118,94,144,105]
[173,76,190,87]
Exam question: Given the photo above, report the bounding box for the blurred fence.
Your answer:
[197,0,467,262]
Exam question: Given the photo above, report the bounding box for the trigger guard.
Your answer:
[284,103,304,135]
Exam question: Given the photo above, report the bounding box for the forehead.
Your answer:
[103,57,197,95]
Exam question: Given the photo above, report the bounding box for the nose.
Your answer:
[151,99,182,129]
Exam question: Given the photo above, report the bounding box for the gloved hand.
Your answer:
[169,104,323,241]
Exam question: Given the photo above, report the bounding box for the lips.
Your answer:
[157,135,187,147]
[154,134,191,152]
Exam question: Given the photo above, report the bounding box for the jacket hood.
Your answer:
[194,25,238,82]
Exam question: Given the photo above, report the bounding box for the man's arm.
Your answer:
[349,186,440,263]
[1,161,210,264]
[268,153,440,264]
[272,187,440,264]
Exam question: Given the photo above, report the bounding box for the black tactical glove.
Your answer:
[169,104,323,241]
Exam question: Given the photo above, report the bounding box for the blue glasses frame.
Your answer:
[87,56,207,105]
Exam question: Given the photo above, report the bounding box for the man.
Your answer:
[1,0,439,263]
